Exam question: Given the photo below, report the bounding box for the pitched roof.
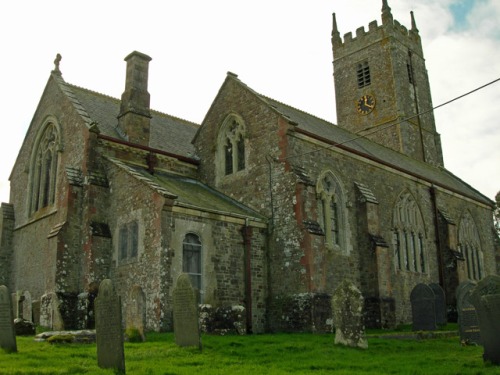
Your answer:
[259,94,492,206]
[59,80,199,159]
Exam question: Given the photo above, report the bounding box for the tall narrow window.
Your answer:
[29,122,60,214]
[458,212,483,281]
[118,221,139,262]
[183,233,202,291]
[217,116,246,178]
[393,192,426,273]
[357,61,371,88]
[317,171,345,250]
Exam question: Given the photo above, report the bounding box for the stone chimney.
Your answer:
[117,51,152,146]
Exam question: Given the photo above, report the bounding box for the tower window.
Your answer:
[357,61,371,88]
[407,63,414,84]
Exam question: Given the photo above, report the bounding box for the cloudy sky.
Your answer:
[1,0,499,204]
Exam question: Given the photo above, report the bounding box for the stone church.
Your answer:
[0,1,496,333]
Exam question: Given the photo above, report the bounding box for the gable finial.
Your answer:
[381,0,393,25]
[52,53,62,75]
[410,11,419,33]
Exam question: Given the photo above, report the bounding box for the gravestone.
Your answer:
[332,280,367,349]
[95,279,125,373]
[456,281,481,345]
[126,286,146,341]
[40,292,64,330]
[476,294,500,365]
[21,291,32,322]
[428,283,447,326]
[410,283,436,331]
[470,275,500,365]
[0,285,17,353]
[173,273,201,349]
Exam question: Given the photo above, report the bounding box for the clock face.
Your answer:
[356,94,375,115]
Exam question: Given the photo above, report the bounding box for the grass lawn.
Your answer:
[0,329,497,375]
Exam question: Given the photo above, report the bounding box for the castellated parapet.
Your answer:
[332,13,423,61]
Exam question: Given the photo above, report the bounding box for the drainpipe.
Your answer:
[242,218,253,333]
[430,185,445,288]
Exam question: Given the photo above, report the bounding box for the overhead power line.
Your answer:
[276,77,500,163]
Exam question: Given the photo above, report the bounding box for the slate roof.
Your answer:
[258,94,492,206]
[56,73,491,207]
[66,83,199,159]
[107,158,265,220]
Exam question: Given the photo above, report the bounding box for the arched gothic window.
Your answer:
[458,211,483,281]
[183,233,202,293]
[317,171,345,250]
[217,115,246,178]
[29,121,61,215]
[392,192,426,273]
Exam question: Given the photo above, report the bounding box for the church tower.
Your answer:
[332,1,444,166]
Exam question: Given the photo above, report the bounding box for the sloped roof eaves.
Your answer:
[108,158,265,221]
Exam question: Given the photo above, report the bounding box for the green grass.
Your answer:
[0,331,497,375]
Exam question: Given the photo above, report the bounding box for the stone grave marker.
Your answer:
[428,283,447,326]
[126,286,146,341]
[332,280,367,349]
[470,275,500,365]
[0,285,17,353]
[456,281,481,345]
[476,294,500,365]
[173,273,201,349]
[410,283,436,331]
[95,279,125,373]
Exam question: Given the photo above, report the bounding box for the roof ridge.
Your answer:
[260,93,336,126]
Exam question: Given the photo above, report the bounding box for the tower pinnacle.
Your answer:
[331,13,342,46]
[381,0,393,25]
[411,11,419,33]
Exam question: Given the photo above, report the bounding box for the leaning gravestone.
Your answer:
[0,285,17,353]
[410,283,437,331]
[173,273,201,349]
[470,275,500,365]
[95,279,125,373]
[332,280,367,349]
[456,281,481,345]
[428,283,447,326]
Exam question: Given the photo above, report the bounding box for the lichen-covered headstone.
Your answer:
[456,281,481,345]
[332,280,367,349]
[410,283,436,331]
[173,273,201,349]
[126,286,146,342]
[470,275,500,365]
[0,285,17,353]
[95,279,125,373]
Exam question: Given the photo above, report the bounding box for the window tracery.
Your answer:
[392,192,426,273]
[458,211,483,281]
[29,121,60,215]
[217,115,246,178]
